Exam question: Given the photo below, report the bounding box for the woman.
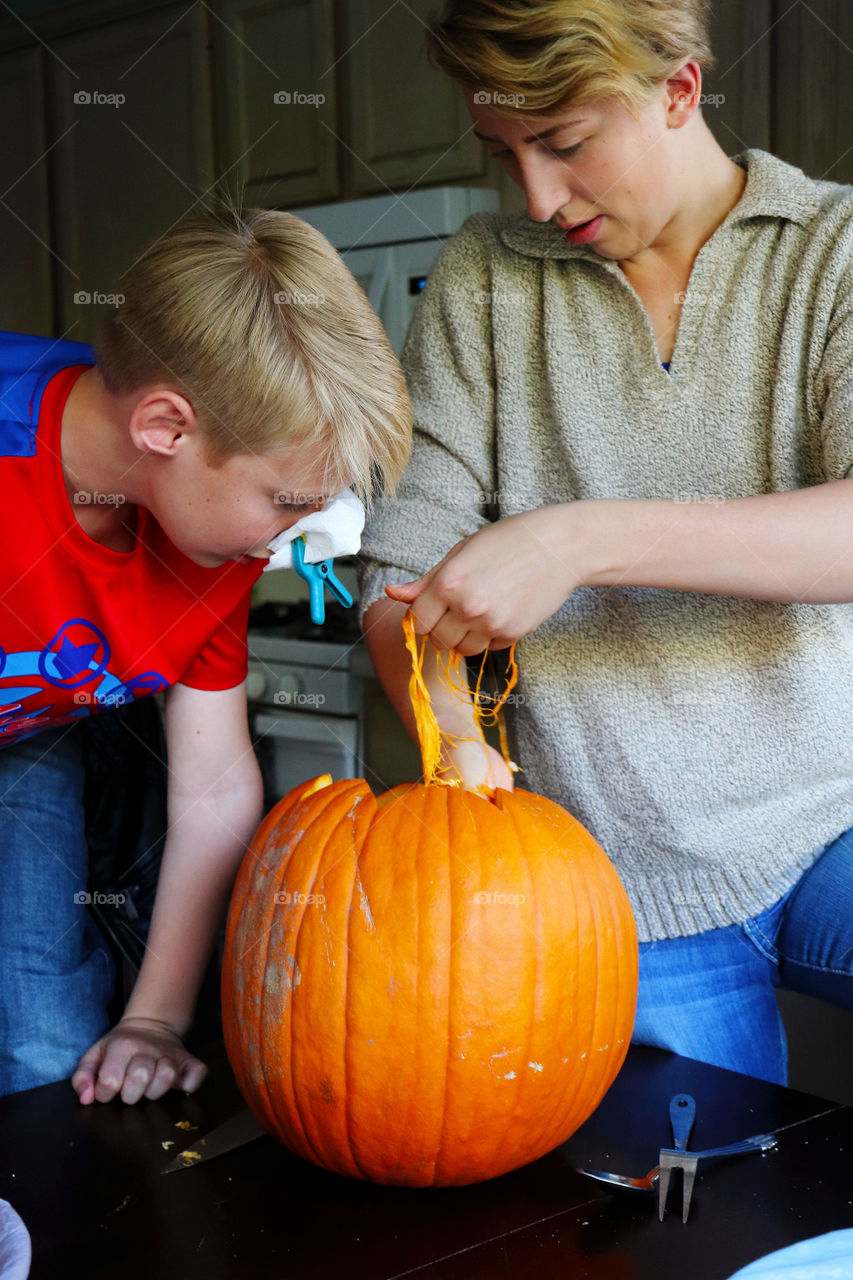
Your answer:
[358,0,853,1085]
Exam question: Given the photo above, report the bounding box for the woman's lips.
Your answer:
[565,215,604,245]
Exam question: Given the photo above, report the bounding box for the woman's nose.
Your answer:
[518,160,572,224]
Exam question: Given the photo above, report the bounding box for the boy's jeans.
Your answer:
[633,825,853,1085]
[0,723,115,1096]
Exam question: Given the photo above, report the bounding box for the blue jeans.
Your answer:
[633,826,853,1085]
[0,723,115,1095]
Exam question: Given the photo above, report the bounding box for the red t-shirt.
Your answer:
[0,363,263,746]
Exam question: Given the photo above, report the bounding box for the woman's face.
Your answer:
[466,83,689,263]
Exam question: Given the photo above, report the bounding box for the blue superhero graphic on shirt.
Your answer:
[0,618,167,743]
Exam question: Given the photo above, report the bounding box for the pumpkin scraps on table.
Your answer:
[222,610,638,1187]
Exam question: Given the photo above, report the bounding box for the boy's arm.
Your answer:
[363,596,515,793]
[72,679,263,1105]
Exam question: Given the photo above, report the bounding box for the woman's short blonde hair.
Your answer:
[427,0,716,117]
[95,208,412,498]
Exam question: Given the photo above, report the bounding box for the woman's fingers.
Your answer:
[386,510,580,650]
[385,559,443,605]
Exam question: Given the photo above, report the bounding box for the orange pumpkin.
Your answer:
[221,772,638,1187]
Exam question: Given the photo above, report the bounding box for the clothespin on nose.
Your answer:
[291,534,353,625]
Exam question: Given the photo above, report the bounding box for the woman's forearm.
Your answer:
[578,479,853,602]
[362,597,480,739]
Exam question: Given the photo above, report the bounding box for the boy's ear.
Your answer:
[128,389,199,457]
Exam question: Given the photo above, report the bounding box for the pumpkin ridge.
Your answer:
[572,855,612,1133]
[592,852,638,1099]
[412,783,450,1182]
[375,784,457,865]
[499,793,545,1157]
[502,797,622,1145]
[253,823,296,1140]
[284,852,326,1168]
[501,792,576,1165]
[434,789,459,1184]
[309,789,374,1180]
[266,799,327,1149]
[591,853,633,1102]
[423,786,456,1183]
[340,795,382,1183]
[288,784,370,1173]
[455,783,522,1167]
[504,794,548,1166]
[550,844,591,1146]
[268,786,359,1166]
[225,797,318,1135]
[503,792,619,1153]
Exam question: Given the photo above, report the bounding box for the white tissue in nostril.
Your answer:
[263,488,366,572]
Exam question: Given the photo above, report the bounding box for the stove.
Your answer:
[247,599,370,716]
[246,599,374,802]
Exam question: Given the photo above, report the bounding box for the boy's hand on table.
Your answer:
[71,1015,207,1105]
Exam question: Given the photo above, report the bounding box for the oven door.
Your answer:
[251,709,360,804]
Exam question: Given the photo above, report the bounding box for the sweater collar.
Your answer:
[499,148,823,262]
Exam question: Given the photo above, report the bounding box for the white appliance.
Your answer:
[297,186,500,354]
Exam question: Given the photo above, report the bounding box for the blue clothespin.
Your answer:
[291,534,353,625]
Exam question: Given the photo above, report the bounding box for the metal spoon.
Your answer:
[576,1132,777,1192]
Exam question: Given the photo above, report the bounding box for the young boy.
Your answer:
[0,208,411,1103]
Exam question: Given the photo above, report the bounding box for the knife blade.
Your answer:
[160,1107,268,1174]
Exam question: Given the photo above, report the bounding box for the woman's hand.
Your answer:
[71,1015,207,1105]
[443,739,516,793]
[386,505,588,654]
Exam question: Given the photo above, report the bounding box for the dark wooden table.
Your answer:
[1,1041,851,1279]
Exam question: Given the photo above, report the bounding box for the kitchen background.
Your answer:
[1,0,852,1102]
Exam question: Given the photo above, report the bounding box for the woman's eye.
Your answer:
[489,138,584,162]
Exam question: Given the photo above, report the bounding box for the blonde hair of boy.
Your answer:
[95,208,412,499]
[427,0,716,117]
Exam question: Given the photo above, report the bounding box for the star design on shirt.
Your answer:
[54,634,99,679]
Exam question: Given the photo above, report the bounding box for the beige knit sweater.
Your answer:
[358,148,853,941]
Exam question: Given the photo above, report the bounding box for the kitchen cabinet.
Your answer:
[0,45,53,333]
[771,0,853,184]
[47,3,214,341]
[342,0,488,195]
[706,0,853,184]
[0,0,851,335]
[706,0,773,154]
[214,0,339,207]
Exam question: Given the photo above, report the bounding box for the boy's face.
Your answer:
[466,82,687,264]
[147,438,345,569]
